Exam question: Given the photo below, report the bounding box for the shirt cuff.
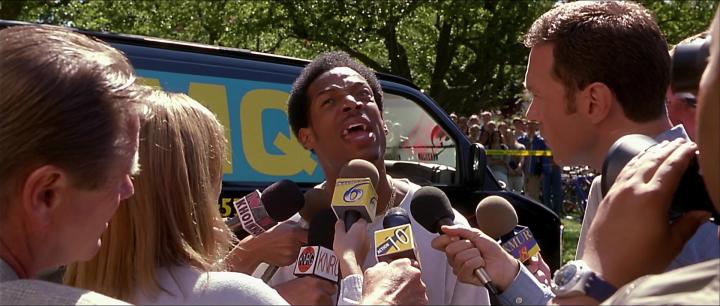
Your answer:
[498,264,554,305]
[338,273,363,305]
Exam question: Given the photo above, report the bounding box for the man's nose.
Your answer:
[341,95,363,112]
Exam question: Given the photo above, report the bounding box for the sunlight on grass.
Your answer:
[562,217,582,265]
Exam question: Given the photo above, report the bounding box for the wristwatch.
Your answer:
[551,260,617,301]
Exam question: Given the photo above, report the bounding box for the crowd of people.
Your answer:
[449,112,566,216]
[0,1,718,305]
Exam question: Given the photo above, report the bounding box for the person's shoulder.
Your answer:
[201,271,268,289]
[0,279,130,305]
[194,271,286,304]
[394,178,419,193]
[603,259,719,305]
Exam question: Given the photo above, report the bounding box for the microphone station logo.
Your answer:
[293,246,338,282]
[500,226,540,263]
[331,178,378,223]
[296,246,316,273]
[343,182,369,202]
[374,224,417,263]
[233,190,275,236]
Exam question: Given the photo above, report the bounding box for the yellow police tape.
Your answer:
[485,149,553,157]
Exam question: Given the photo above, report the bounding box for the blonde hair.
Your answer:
[0,25,146,219]
[64,91,236,303]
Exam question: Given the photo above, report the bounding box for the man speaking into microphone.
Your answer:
[262,51,489,305]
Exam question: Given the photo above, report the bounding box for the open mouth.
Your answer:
[342,122,373,141]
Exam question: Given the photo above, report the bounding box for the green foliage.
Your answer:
[640,0,718,45]
[7,0,718,114]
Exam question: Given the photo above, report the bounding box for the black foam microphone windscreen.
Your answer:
[410,186,455,233]
[410,186,499,295]
[308,208,338,249]
[261,179,305,221]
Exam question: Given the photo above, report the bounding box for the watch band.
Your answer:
[584,272,617,301]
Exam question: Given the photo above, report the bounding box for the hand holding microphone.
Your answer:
[281,208,339,305]
[475,195,550,285]
[333,217,370,278]
[225,179,304,237]
[293,208,340,283]
[224,180,306,276]
[411,186,500,295]
[431,224,520,293]
[251,220,309,267]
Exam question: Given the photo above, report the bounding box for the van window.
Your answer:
[383,92,457,186]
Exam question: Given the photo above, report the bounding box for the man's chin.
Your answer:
[344,147,383,164]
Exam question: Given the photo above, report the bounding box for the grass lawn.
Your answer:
[561,216,582,264]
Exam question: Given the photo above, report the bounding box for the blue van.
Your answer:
[0,20,563,271]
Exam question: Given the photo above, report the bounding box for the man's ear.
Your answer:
[21,165,68,227]
[298,127,316,151]
[580,82,614,124]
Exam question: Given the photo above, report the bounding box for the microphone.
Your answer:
[374,207,418,263]
[224,179,304,283]
[410,186,499,295]
[475,196,540,263]
[225,179,304,238]
[293,208,340,284]
[331,159,379,232]
[300,188,332,229]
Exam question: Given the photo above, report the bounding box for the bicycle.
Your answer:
[561,166,595,220]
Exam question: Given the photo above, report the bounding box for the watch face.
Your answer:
[554,264,577,287]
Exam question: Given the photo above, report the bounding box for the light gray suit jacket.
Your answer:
[1,258,129,305]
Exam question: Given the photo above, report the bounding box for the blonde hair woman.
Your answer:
[64,91,287,305]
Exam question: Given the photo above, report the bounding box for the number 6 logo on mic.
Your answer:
[343,182,367,202]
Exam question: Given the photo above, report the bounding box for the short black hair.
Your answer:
[288,51,383,138]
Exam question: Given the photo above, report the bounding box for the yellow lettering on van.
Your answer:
[188,83,233,174]
[241,89,317,176]
[137,77,161,88]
